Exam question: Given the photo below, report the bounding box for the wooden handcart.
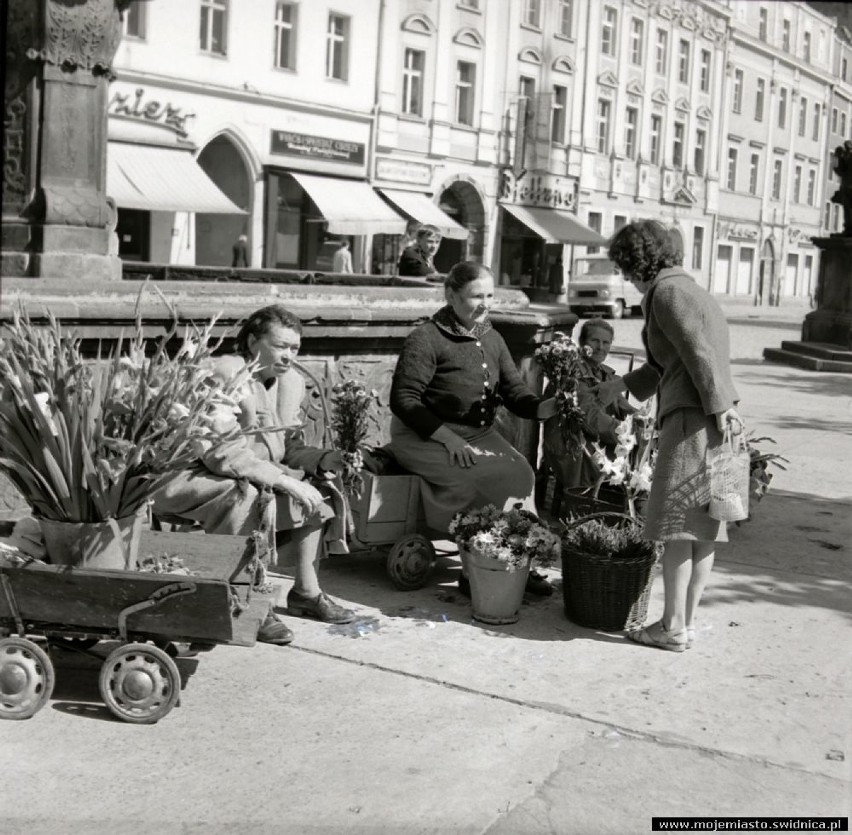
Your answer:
[0,530,273,724]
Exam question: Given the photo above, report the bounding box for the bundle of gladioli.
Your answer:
[329,379,378,498]
[0,306,252,523]
[589,400,656,519]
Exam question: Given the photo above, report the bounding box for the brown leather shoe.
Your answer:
[257,611,295,646]
[286,590,355,624]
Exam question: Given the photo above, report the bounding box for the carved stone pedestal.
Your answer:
[763,235,852,372]
[2,0,130,280]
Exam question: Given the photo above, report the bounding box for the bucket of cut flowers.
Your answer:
[0,302,252,570]
[449,504,560,625]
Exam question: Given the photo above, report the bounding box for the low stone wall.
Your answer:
[0,278,577,519]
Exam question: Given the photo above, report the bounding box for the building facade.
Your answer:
[108,0,852,300]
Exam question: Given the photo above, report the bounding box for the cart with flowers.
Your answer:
[0,303,276,723]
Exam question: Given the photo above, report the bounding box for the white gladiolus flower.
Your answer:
[168,403,191,421]
[33,392,59,435]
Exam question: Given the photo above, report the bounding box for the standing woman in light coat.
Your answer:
[594,220,743,652]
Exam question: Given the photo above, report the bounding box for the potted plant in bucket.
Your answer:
[0,305,251,570]
[449,504,560,624]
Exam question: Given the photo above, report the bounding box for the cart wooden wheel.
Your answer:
[99,643,181,725]
[386,534,436,590]
[0,637,55,720]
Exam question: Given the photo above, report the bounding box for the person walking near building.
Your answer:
[332,239,353,273]
[232,234,249,268]
[594,220,743,652]
[398,224,443,277]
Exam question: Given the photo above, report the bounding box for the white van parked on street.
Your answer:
[566,256,644,319]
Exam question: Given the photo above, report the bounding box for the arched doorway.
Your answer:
[196,135,251,266]
[433,178,485,273]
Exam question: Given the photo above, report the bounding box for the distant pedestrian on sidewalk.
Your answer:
[594,220,743,652]
[332,239,353,273]
[232,234,249,268]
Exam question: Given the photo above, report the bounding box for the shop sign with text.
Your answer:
[499,169,577,210]
[375,157,432,185]
[108,88,194,137]
[270,130,365,165]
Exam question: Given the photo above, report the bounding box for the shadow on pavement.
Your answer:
[733,366,852,399]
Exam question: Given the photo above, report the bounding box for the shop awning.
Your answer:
[291,172,407,235]
[107,142,245,214]
[377,189,469,240]
[500,203,607,246]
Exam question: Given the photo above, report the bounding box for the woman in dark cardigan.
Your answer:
[595,220,743,652]
[389,261,557,594]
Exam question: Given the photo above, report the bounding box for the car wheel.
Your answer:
[610,300,624,319]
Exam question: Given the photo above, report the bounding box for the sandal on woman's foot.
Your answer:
[686,625,695,649]
[627,621,688,652]
[286,590,355,624]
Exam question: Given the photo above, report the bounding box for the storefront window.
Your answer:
[498,210,545,288]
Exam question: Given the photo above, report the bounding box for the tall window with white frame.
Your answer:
[596,99,611,154]
[778,87,787,129]
[793,164,802,202]
[125,1,146,38]
[273,2,296,70]
[326,13,349,80]
[551,85,567,144]
[601,7,617,56]
[798,97,807,137]
[772,159,783,199]
[749,153,760,195]
[727,147,738,191]
[699,49,711,93]
[200,0,228,55]
[815,104,823,141]
[455,61,476,126]
[558,0,573,38]
[733,69,743,113]
[843,111,848,136]
[678,39,690,84]
[523,0,541,28]
[694,127,706,175]
[782,18,791,51]
[758,7,768,41]
[692,226,704,271]
[672,121,684,168]
[458,0,479,7]
[587,212,602,254]
[807,169,816,206]
[755,78,765,121]
[832,107,838,134]
[625,107,638,159]
[650,114,662,164]
[630,18,643,65]
[803,31,811,62]
[402,49,425,116]
[655,29,668,75]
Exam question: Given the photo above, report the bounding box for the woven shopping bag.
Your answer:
[707,426,750,522]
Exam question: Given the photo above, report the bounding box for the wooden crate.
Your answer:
[350,472,423,546]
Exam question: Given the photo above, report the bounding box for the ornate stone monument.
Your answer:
[2,0,135,280]
[764,143,852,371]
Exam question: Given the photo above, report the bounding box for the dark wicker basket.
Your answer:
[561,512,657,632]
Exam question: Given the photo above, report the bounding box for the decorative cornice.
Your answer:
[598,70,619,89]
[518,47,542,65]
[401,14,436,35]
[552,56,575,74]
[453,27,484,49]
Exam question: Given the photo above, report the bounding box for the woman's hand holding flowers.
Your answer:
[536,397,558,420]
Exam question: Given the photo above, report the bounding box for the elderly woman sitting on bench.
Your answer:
[152,304,355,645]
[388,261,558,596]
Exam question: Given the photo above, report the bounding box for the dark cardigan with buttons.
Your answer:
[390,307,542,439]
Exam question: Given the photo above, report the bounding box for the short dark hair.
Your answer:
[444,261,492,294]
[579,318,614,344]
[608,220,682,285]
[417,224,442,240]
[235,305,302,354]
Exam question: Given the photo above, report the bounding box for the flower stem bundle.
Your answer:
[330,379,377,499]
